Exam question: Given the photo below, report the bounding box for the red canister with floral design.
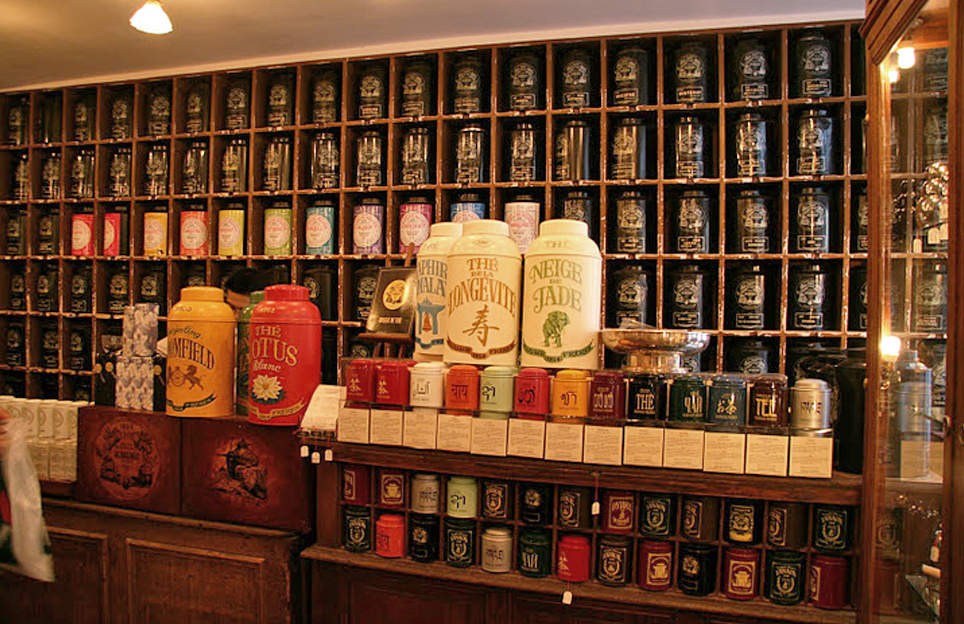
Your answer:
[248,285,321,426]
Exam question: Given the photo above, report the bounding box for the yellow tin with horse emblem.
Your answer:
[166,286,236,418]
[521,219,602,370]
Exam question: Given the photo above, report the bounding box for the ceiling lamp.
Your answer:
[130,1,173,35]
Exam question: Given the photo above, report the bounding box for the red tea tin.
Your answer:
[590,371,626,424]
[723,548,760,600]
[378,468,406,508]
[602,490,636,534]
[375,360,412,406]
[514,367,550,419]
[638,539,673,591]
[248,285,321,426]
[342,464,371,505]
[445,365,480,413]
[809,555,848,609]
[346,359,377,403]
[556,534,591,582]
[71,212,95,256]
[375,513,405,558]
[179,210,210,256]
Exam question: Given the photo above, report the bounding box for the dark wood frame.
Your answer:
[860,0,962,622]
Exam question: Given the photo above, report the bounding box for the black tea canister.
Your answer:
[672,190,711,253]
[795,29,833,97]
[792,187,831,253]
[518,528,552,578]
[788,263,832,330]
[560,48,592,108]
[728,265,767,330]
[311,70,340,123]
[452,55,484,113]
[675,42,708,103]
[612,46,649,106]
[401,61,434,117]
[732,38,769,100]
[678,543,717,596]
[507,52,541,111]
[358,64,387,119]
[674,116,705,178]
[610,117,647,180]
[614,190,647,253]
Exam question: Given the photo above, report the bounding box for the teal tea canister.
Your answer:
[446,476,479,518]
[707,374,747,426]
[669,374,707,423]
[480,365,518,414]
[236,290,266,415]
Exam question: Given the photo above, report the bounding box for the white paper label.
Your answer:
[745,434,789,476]
[662,428,705,470]
[403,408,438,449]
[583,425,623,465]
[436,412,473,453]
[369,408,404,446]
[470,418,508,456]
[337,405,370,443]
[544,422,584,462]
[507,419,546,458]
[703,431,747,474]
[623,426,665,466]
[789,436,834,478]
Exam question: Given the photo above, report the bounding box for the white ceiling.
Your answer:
[0,0,864,91]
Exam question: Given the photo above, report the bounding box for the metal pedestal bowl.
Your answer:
[601,328,710,374]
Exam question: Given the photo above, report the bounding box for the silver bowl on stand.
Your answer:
[600,328,710,374]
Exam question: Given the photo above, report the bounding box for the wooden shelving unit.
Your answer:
[0,19,865,402]
[309,442,862,620]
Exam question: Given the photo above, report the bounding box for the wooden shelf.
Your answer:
[0,19,869,401]
[319,442,862,504]
[301,545,857,624]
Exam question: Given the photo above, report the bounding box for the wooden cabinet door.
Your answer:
[0,527,109,624]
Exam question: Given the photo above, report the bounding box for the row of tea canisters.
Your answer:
[340,499,851,607]
[1,29,843,148]
[345,357,829,430]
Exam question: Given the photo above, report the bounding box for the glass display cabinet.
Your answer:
[860,0,961,622]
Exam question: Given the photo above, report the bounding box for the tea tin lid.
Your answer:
[448,364,479,378]
[483,527,512,539]
[559,534,590,547]
[413,361,447,377]
[556,369,591,382]
[641,539,673,553]
[376,514,405,528]
[538,219,588,238]
[754,373,788,385]
[812,554,847,567]
[248,291,266,305]
[711,374,746,388]
[593,370,625,383]
[179,286,225,302]
[793,378,829,393]
[448,476,476,486]
[482,365,517,379]
[428,222,462,239]
[461,219,511,239]
[265,284,310,302]
[412,472,438,482]
[770,550,805,562]
[520,528,550,545]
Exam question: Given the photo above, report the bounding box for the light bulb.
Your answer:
[896,46,916,69]
[888,68,900,84]
[880,335,902,359]
[130,1,173,35]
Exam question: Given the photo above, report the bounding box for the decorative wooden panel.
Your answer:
[0,527,108,624]
[343,567,491,624]
[511,593,670,624]
[125,538,266,623]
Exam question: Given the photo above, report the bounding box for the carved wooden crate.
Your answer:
[76,406,181,514]
[180,416,313,532]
